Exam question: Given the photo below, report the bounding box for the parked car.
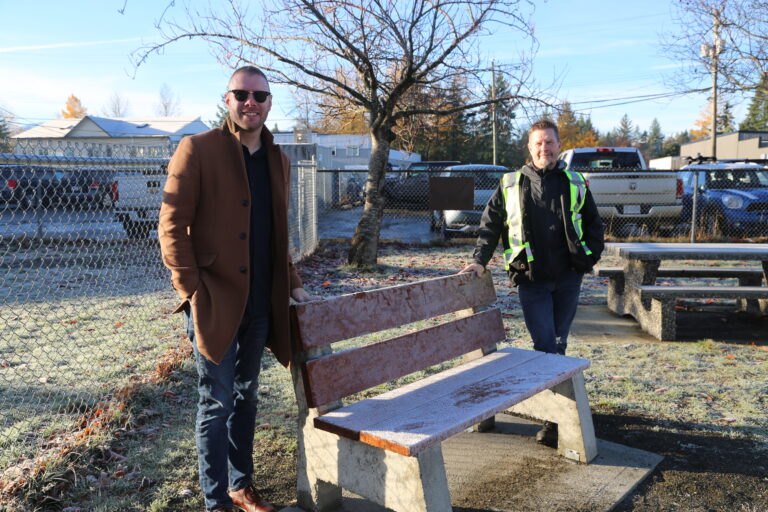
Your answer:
[56,168,117,209]
[678,161,768,236]
[0,165,60,209]
[559,147,682,235]
[430,164,508,238]
[382,160,460,207]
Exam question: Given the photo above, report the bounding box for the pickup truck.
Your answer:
[113,168,166,238]
[559,147,682,235]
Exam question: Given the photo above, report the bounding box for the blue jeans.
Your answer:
[517,270,583,355]
[184,307,270,511]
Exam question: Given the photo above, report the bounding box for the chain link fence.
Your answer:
[316,167,768,242]
[0,139,317,495]
[2,137,766,499]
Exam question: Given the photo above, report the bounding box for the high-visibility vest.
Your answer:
[502,168,593,270]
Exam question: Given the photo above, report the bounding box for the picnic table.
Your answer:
[599,242,768,340]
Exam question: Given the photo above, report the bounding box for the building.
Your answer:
[273,130,420,170]
[680,130,768,161]
[11,116,210,158]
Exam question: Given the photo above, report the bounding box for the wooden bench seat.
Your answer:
[289,273,597,512]
[636,284,768,340]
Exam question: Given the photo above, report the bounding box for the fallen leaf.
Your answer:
[138,476,155,491]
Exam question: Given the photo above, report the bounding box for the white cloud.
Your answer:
[0,38,145,54]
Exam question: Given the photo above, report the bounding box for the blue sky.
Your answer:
[0,0,747,137]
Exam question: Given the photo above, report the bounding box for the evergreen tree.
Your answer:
[555,103,598,149]
[661,131,691,157]
[556,102,581,151]
[576,116,600,146]
[469,72,518,166]
[719,101,736,133]
[613,114,635,146]
[740,75,768,130]
[209,101,229,128]
[646,118,664,159]
[0,116,12,153]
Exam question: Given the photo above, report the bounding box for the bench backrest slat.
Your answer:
[292,272,497,350]
[302,308,505,407]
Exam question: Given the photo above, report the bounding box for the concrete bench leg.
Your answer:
[738,276,763,313]
[606,274,625,315]
[335,439,451,512]
[641,297,676,341]
[507,373,598,463]
[296,409,343,511]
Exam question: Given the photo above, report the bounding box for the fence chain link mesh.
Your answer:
[316,167,768,242]
[0,139,317,498]
[1,136,765,502]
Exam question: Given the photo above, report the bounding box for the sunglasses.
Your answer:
[228,90,272,103]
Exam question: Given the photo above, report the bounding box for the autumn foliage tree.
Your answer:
[134,0,542,266]
[60,95,87,119]
[556,102,599,150]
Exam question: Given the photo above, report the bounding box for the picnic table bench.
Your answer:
[596,266,765,316]
[636,285,768,340]
[599,243,768,340]
[289,272,597,512]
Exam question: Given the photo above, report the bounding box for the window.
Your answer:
[346,145,360,156]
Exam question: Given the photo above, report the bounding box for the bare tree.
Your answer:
[155,83,181,116]
[661,0,768,96]
[103,92,131,117]
[135,0,543,266]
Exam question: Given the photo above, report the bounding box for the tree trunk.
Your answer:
[348,130,391,267]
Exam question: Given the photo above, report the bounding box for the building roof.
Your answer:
[13,116,209,139]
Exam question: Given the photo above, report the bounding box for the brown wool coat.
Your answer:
[158,119,302,366]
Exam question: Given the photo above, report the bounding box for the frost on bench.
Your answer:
[289,273,597,512]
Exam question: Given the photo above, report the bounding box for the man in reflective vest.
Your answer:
[461,118,604,447]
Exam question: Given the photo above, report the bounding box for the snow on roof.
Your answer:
[14,116,209,138]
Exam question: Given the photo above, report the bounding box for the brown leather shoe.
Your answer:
[228,485,277,512]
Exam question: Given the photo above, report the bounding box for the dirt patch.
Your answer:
[596,411,768,512]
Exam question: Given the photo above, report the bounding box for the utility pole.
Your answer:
[491,60,497,166]
[702,10,723,159]
[692,10,723,243]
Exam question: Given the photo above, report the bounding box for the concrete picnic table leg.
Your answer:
[761,261,768,314]
[624,258,660,321]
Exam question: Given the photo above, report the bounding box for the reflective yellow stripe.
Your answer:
[503,168,593,268]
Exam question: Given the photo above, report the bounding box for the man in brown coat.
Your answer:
[159,65,312,512]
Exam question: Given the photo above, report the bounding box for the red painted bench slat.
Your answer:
[303,308,506,407]
[292,272,497,349]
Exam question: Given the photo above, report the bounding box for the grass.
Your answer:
[2,239,768,510]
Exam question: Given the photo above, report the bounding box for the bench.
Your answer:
[596,266,765,315]
[637,285,768,340]
[289,273,597,512]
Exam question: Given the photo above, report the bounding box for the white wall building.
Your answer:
[12,116,210,157]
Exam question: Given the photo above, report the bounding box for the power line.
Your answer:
[568,88,710,111]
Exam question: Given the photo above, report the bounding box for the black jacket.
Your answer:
[472,161,604,285]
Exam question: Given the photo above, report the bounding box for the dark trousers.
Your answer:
[185,307,270,511]
[517,270,583,355]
